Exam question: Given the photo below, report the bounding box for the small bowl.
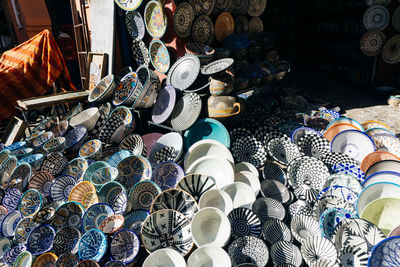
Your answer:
[185,42,215,65]
[223,182,256,209]
[4,141,26,152]
[14,217,36,244]
[116,155,152,190]
[149,39,170,73]
[143,0,167,39]
[151,161,184,191]
[27,224,56,255]
[79,139,102,160]
[300,236,337,266]
[108,150,131,167]
[9,162,31,189]
[119,134,146,156]
[41,152,69,177]
[28,171,55,197]
[55,253,79,267]
[270,241,302,267]
[90,167,119,189]
[19,189,43,217]
[63,157,89,182]
[77,260,100,267]
[112,72,143,106]
[64,126,88,152]
[52,201,85,231]
[13,251,32,267]
[184,118,230,150]
[124,209,149,234]
[78,229,107,262]
[31,131,53,150]
[235,171,261,197]
[68,182,98,210]
[32,252,58,267]
[290,214,321,243]
[88,74,116,103]
[99,214,125,234]
[2,244,27,266]
[199,189,233,214]
[191,207,231,248]
[70,108,100,132]
[98,115,125,144]
[43,137,66,154]
[251,197,286,222]
[234,162,259,177]
[83,161,111,182]
[263,219,293,245]
[10,147,33,160]
[260,179,291,204]
[228,236,269,267]
[177,174,216,202]
[228,207,262,240]
[110,229,140,264]
[51,120,69,137]
[361,198,400,235]
[82,203,114,233]
[1,210,22,237]
[50,175,76,202]
[128,180,161,211]
[187,247,231,267]
[53,226,81,255]
[97,181,126,205]
[143,248,186,267]
[20,154,44,171]
[149,132,183,166]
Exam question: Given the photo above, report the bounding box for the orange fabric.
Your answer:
[0,29,76,121]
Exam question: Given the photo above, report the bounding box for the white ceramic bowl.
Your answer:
[223,182,256,209]
[234,171,261,196]
[186,156,234,189]
[199,189,233,215]
[356,182,400,216]
[184,139,234,170]
[191,207,231,248]
[187,247,231,267]
[70,107,100,131]
[142,248,186,267]
[149,132,183,166]
[363,171,400,188]
[234,162,259,178]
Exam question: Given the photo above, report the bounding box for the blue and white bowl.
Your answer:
[65,126,88,152]
[19,189,43,217]
[110,229,140,264]
[27,224,56,255]
[81,203,114,233]
[50,175,76,202]
[78,229,107,262]
[4,141,26,152]
[1,210,22,237]
[108,150,131,167]
[2,187,22,211]
[20,154,45,171]
[53,226,81,255]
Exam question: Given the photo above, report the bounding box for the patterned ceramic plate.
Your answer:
[174,3,195,38]
[201,58,234,75]
[170,93,202,131]
[319,207,358,240]
[382,35,400,64]
[371,133,400,157]
[177,174,216,202]
[131,39,150,66]
[231,136,267,168]
[313,196,355,221]
[267,137,302,166]
[114,0,142,11]
[191,15,214,44]
[115,155,152,191]
[149,40,170,73]
[228,207,262,240]
[332,163,365,184]
[167,55,200,91]
[363,6,390,31]
[125,10,145,40]
[360,30,386,57]
[247,0,267,17]
[82,203,114,233]
[189,0,215,16]
[321,152,359,170]
[323,173,362,194]
[128,180,161,211]
[144,0,167,39]
[298,134,330,159]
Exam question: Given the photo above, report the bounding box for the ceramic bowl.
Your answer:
[110,229,140,264]
[63,157,88,182]
[361,198,400,235]
[141,209,193,255]
[32,252,58,267]
[369,236,400,266]
[151,85,176,124]
[170,93,202,131]
[234,171,261,197]
[50,175,76,202]
[98,214,125,234]
[326,117,364,132]
[31,131,53,150]
[51,120,69,137]
[1,210,21,237]
[125,10,145,39]
[324,123,360,142]
[0,150,10,165]
[293,184,319,204]
[70,108,100,132]
[88,74,116,103]
[187,156,234,189]
[27,224,56,255]
[14,217,37,244]
[76,260,100,267]
[68,181,99,210]
[97,181,125,205]
[108,150,131,167]
[109,191,127,215]
[149,39,170,73]
[0,237,11,258]
[184,139,234,170]
[262,161,286,186]
[290,214,320,243]
[53,226,81,255]
[4,141,26,152]
[153,146,177,164]
[82,161,111,183]
[320,207,357,240]
[260,179,291,203]
[55,252,79,267]
[252,197,286,222]
[365,159,400,179]
[52,201,85,231]
[149,132,183,166]
[98,115,125,144]
[298,133,330,159]
[288,156,330,190]
[223,182,256,209]
[109,106,135,142]
[116,155,152,190]
[64,126,88,152]
[119,134,146,156]
[41,152,69,177]
[82,203,114,233]
[234,161,259,175]
[268,137,302,166]
[90,167,119,189]
[143,248,186,267]
[144,0,167,38]
[27,171,54,197]
[228,207,262,240]
[78,229,107,262]
[113,72,143,106]
[2,244,27,266]
[124,209,149,234]
[361,151,400,173]
[8,162,31,189]
[150,161,184,191]
[263,219,293,245]
[270,241,302,267]
[128,180,161,211]
[10,147,33,160]
[362,120,390,130]
[43,137,66,154]
[177,173,217,202]
[231,136,267,169]
[366,127,394,136]
[79,139,102,160]
[300,236,338,266]
[185,42,215,65]
[20,154,44,171]
[363,171,400,188]
[2,186,21,209]
[150,188,199,220]
[18,189,43,217]
[199,189,233,214]
[332,163,365,184]
[191,207,231,248]
[187,247,231,267]
[371,134,400,157]
[134,66,158,109]
[13,251,32,267]
[184,118,230,149]
[228,236,269,267]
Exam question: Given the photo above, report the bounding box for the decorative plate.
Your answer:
[321,152,359,170]
[98,214,125,234]
[114,0,142,11]
[131,39,150,66]
[14,217,37,244]
[247,0,267,17]
[167,55,201,91]
[232,0,249,15]
[382,35,400,64]
[110,230,140,264]
[323,173,362,195]
[149,40,170,74]
[298,134,330,159]
[177,174,216,202]
[228,236,269,267]
[50,175,76,202]
[144,0,167,39]
[215,12,235,43]
[124,209,149,234]
[108,150,131,168]
[249,17,263,34]
[363,6,390,31]
[128,180,161,211]
[174,2,195,38]
[290,214,320,243]
[115,155,152,191]
[19,189,42,217]
[52,201,85,231]
[191,15,214,44]
[82,203,114,233]
[252,197,285,222]
[263,219,293,245]
[201,58,234,75]
[371,133,400,157]
[320,207,358,240]
[332,163,365,184]
[150,161,184,191]
[1,156,17,175]
[153,146,177,164]
[170,93,202,131]
[365,159,400,178]
[125,10,145,40]
[55,252,79,267]
[231,136,267,168]
[270,241,302,267]
[360,30,386,57]
[78,229,107,262]
[331,130,375,164]
[228,207,262,240]
[2,187,21,211]
[213,0,234,14]
[267,137,302,166]
[263,161,286,185]
[150,188,199,220]
[141,209,193,255]
[27,224,55,255]
[393,6,400,32]
[333,218,386,253]
[151,85,176,124]
[119,134,146,156]
[189,0,215,16]
[362,120,390,131]
[301,236,337,266]
[53,226,81,255]
[27,171,55,197]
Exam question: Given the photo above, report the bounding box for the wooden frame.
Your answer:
[84,52,108,91]
[1,116,27,145]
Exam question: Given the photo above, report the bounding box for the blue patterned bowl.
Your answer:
[150,161,185,191]
[2,187,21,211]
[90,167,119,189]
[88,74,116,103]
[31,131,53,150]
[108,150,131,167]
[83,161,111,182]
[369,236,400,266]
[1,210,22,237]
[1,156,17,175]
[27,224,56,255]
[19,189,43,217]
[52,201,85,231]
[115,155,152,191]
[79,139,102,160]
[4,141,26,152]
[110,229,140,264]
[14,217,37,244]
[53,226,82,255]
[41,152,69,177]
[78,229,107,262]
[123,209,149,235]
[20,154,45,171]
[65,126,88,152]
[2,244,26,266]
[149,39,170,74]
[10,147,33,159]
[43,137,66,154]
[9,162,31,189]
[81,203,114,233]
[50,175,76,202]
[63,157,88,182]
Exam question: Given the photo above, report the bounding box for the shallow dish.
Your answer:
[1,210,22,237]
[124,209,149,234]
[144,0,167,39]
[82,203,114,233]
[98,214,125,234]
[326,117,364,132]
[362,120,390,131]
[149,39,170,73]
[52,201,85,231]
[53,226,81,255]
[63,157,88,181]
[287,156,330,190]
[32,252,58,267]
[170,93,202,131]
[129,180,161,211]
[371,133,400,158]
[27,224,56,255]
[116,155,152,190]
[119,134,146,156]
[19,154,44,171]
[78,229,107,262]
[19,189,43,217]
[110,229,140,264]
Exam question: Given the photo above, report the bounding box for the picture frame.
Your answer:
[85,52,108,91]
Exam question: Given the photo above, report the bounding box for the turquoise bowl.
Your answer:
[82,161,111,182]
[184,118,230,150]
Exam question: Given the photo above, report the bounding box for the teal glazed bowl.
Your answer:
[184,118,230,150]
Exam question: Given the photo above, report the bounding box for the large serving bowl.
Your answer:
[70,108,100,132]
[112,72,143,106]
[199,189,233,214]
[88,74,116,103]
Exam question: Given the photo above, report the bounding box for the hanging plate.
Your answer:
[144,0,167,39]
[167,55,201,91]
[363,6,390,31]
[201,58,234,75]
[192,15,215,44]
[249,17,264,34]
[170,93,202,131]
[235,15,249,34]
[393,6,400,32]
[232,0,249,15]
[247,0,267,17]
[115,0,142,11]
[382,35,400,64]
[189,0,215,16]
[360,30,386,57]
[174,2,195,39]
[125,11,145,40]
[213,0,234,15]
[215,12,235,43]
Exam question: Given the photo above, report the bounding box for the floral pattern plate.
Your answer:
[191,15,214,44]
[144,0,167,39]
